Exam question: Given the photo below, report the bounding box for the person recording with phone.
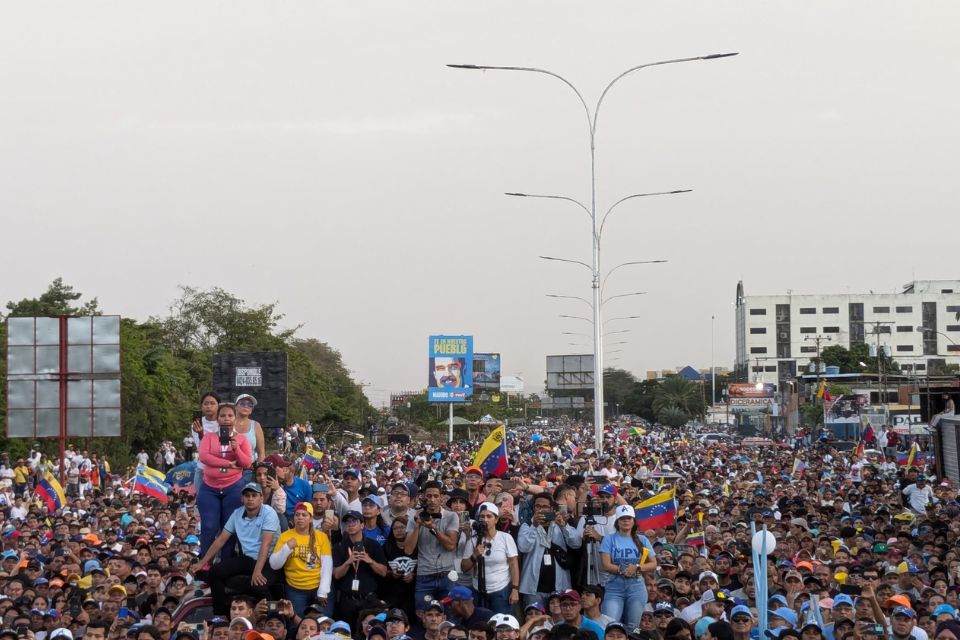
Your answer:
[459,502,520,615]
[517,493,582,606]
[403,481,461,616]
[254,461,289,530]
[331,510,388,626]
[197,403,253,561]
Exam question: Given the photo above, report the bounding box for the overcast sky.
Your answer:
[3,2,958,406]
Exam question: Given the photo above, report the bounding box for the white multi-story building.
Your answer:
[734,279,960,384]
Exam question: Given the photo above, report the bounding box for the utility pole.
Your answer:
[805,334,832,403]
[853,320,896,410]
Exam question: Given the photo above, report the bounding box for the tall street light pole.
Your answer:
[450,53,738,453]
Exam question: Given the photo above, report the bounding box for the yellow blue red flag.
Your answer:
[473,426,509,477]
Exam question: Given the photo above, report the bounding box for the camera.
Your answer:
[219,427,231,447]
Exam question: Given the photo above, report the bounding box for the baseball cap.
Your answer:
[654,602,675,614]
[490,615,519,631]
[241,483,263,495]
[465,466,484,478]
[596,484,617,496]
[342,511,363,522]
[699,571,719,583]
[933,605,957,619]
[614,505,635,521]
[441,586,473,604]
[832,594,855,609]
[330,621,352,636]
[605,622,628,635]
[769,607,798,627]
[424,600,444,613]
[701,589,726,604]
[892,607,916,619]
[235,394,258,406]
[559,589,581,602]
[264,454,291,468]
[730,605,752,619]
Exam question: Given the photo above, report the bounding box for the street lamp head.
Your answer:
[701,52,740,60]
[916,326,929,332]
[754,381,764,391]
[446,64,483,69]
[504,192,528,197]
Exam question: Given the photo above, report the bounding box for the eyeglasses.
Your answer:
[732,618,752,623]
[559,602,580,608]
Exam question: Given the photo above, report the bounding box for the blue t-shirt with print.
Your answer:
[599,532,656,569]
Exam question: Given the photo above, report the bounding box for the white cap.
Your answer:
[235,394,258,406]
[614,504,636,521]
[49,630,73,640]
[478,502,500,517]
[490,614,520,630]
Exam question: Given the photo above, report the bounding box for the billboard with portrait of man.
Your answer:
[428,335,473,402]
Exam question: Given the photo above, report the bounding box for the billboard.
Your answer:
[7,316,122,438]
[546,354,594,391]
[428,335,473,402]
[473,353,501,390]
[500,375,525,394]
[213,352,288,430]
[728,383,776,398]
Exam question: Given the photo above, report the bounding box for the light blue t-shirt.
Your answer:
[225,504,281,560]
[599,532,655,569]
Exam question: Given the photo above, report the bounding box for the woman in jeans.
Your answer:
[197,403,253,561]
[269,502,332,616]
[599,504,658,630]
[460,502,519,615]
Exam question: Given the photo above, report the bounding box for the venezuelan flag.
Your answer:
[634,488,676,530]
[302,448,324,469]
[134,467,171,503]
[137,464,167,484]
[686,531,705,547]
[36,471,66,513]
[473,425,508,478]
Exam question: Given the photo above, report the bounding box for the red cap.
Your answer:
[465,466,484,478]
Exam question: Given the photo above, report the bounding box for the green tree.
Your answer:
[5,277,101,317]
[652,375,702,425]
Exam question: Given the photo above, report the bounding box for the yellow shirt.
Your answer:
[14,466,28,485]
[272,528,332,590]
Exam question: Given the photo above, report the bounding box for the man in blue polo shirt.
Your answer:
[192,482,281,615]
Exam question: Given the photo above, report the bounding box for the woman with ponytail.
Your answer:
[270,501,333,616]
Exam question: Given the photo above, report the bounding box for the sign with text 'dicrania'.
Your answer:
[428,335,473,402]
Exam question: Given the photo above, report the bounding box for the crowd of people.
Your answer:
[1,391,959,640]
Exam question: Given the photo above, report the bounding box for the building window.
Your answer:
[750,327,767,334]
[948,345,960,353]
[799,308,816,314]
[764,366,776,372]
[947,325,960,332]
[873,306,890,313]
[916,364,926,371]
[752,366,763,372]
[896,345,914,352]
[897,325,913,332]
[877,326,892,334]
[750,347,767,354]
[750,308,767,316]
[800,327,816,334]
[823,326,840,333]
[896,306,913,313]
[823,307,839,314]
[947,305,960,313]
[943,289,954,294]
[800,346,816,353]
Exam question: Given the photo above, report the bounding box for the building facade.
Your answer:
[735,279,960,384]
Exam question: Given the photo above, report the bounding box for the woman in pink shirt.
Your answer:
[197,402,253,560]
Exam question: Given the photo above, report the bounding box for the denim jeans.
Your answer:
[285,585,317,618]
[197,477,245,561]
[482,583,513,615]
[415,573,454,611]
[601,575,648,630]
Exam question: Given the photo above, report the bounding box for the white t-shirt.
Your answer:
[461,531,519,592]
[903,483,934,513]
